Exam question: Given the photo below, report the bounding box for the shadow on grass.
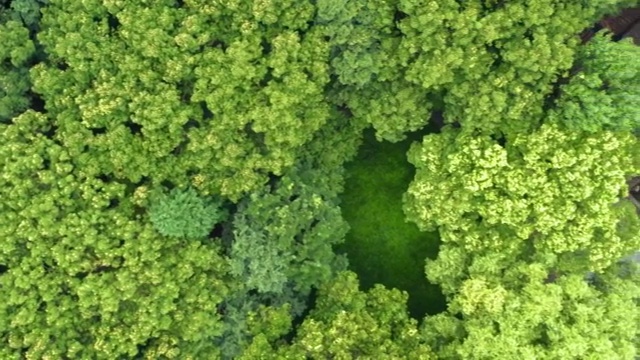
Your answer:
[337,126,447,321]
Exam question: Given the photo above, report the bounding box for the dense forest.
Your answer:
[1,0,640,359]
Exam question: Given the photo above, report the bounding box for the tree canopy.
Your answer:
[1,0,639,358]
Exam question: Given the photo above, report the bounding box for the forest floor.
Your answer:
[337,127,446,319]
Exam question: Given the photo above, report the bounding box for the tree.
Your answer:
[548,31,640,133]
[148,186,227,240]
[0,111,233,359]
[322,0,632,141]
[32,0,335,200]
[0,19,35,122]
[6,0,48,29]
[404,123,640,273]
[239,271,435,359]
[215,112,363,359]
[3,0,640,358]
[422,260,640,359]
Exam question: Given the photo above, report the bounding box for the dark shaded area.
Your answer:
[485,42,504,71]
[218,210,238,257]
[42,124,57,138]
[107,198,119,209]
[393,10,408,23]
[159,180,176,190]
[523,28,534,41]
[293,219,318,245]
[171,139,189,156]
[258,67,274,87]
[580,23,604,43]
[107,13,120,33]
[0,264,8,274]
[491,133,507,147]
[581,7,640,44]
[260,38,272,57]
[200,39,228,52]
[266,172,280,191]
[177,80,194,102]
[628,176,640,213]
[27,90,46,113]
[542,64,582,112]
[531,325,552,347]
[134,339,153,359]
[123,175,151,199]
[182,118,200,131]
[124,120,142,135]
[90,127,107,136]
[208,222,225,239]
[428,110,460,133]
[481,0,506,12]
[74,264,118,280]
[56,61,69,71]
[283,286,318,344]
[97,173,113,183]
[244,122,268,155]
[199,101,214,120]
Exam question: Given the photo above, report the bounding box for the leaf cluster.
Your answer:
[148,187,227,240]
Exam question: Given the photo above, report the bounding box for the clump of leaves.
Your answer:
[149,187,227,239]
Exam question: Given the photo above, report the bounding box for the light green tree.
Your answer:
[422,260,640,359]
[404,123,640,272]
[32,0,334,200]
[0,111,232,359]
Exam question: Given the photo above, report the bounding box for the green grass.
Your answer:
[337,127,446,320]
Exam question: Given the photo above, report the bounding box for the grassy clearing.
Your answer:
[337,127,446,320]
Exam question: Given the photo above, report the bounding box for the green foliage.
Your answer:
[0,20,35,122]
[0,111,232,359]
[338,128,445,319]
[2,0,640,358]
[404,123,640,272]
[549,32,640,133]
[226,110,361,295]
[148,187,226,240]
[241,271,435,359]
[322,0,629,141]
[32,0,334,200]
[213,114,363,359]
[228,171,349,296]
[423,261,640,359]
[8,0,48,28]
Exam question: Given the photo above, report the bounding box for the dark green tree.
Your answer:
[548,32,640,133]
[0,19,35,122]
[148,187,227,240]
